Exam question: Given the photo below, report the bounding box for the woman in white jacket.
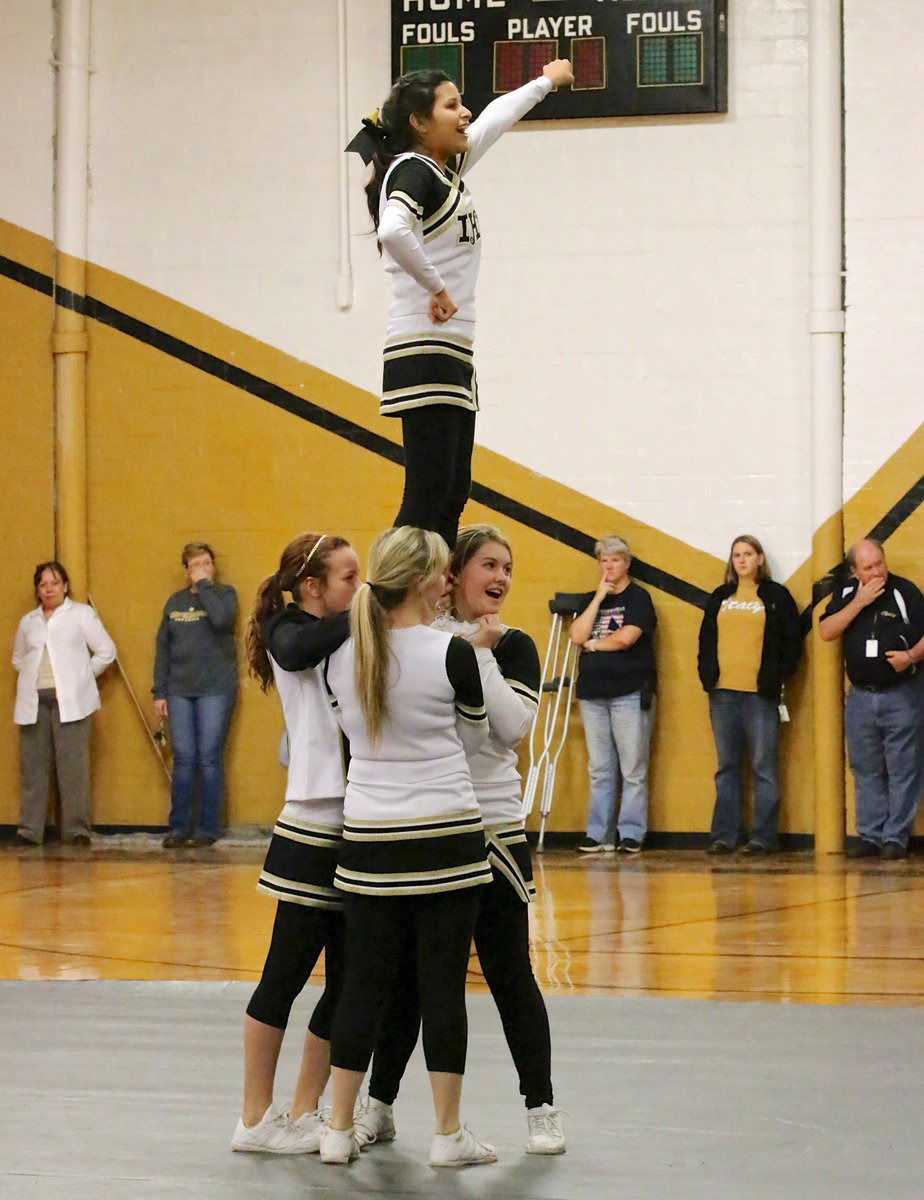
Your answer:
[12,561,116,846]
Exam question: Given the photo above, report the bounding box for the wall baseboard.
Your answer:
[4,825,920,856]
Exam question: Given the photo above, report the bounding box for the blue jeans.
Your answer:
[167,692,236,839]
[844,679,924,848]
[578,694,654,844]
[708,690,780,849]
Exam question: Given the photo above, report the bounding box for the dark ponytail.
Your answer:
[246,573,287,693]
[246,533,350,692]
[365,70,450,234]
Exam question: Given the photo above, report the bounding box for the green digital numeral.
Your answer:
[638,34,702,87]
[400,44,464,92]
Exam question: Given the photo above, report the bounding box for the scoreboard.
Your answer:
[392,1,728,119]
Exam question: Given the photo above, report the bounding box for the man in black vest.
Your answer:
[820,539,924,859]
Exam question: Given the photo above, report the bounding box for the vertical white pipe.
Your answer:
[54,0,91,266]
[808,0,846,856]
[808,0,845,527]
[52,0,92,597]
[335,0,353,310]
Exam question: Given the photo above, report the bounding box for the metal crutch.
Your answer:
[87,594,173,784]
[522,593,584,851]
[521,603,564,819]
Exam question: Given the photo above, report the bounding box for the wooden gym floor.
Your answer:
[1,841,922,1005]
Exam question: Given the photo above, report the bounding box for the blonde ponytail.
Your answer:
[350,582,391,743]
[350,526,448,743]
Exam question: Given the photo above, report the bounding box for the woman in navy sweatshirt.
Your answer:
[153,541,238,847]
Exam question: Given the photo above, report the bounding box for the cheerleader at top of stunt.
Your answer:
[351,58,574,548]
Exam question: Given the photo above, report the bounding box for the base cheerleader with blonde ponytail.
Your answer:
[362,524,565,1156]
[319,526,497,1168]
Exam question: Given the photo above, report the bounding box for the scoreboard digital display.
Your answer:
[392,1,728,119]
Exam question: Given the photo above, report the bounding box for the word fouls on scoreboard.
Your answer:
[399,3,703,47]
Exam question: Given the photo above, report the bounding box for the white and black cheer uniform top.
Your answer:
[377,75,552,417]
[256,607,350,910]
[440,617,541,903]
[324,625,491,896]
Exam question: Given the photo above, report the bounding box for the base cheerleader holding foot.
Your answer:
[359,525,566,1157]
[318,526,497,1167]
[231,533,360,1154]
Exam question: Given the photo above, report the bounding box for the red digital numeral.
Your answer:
[572,38,606,90]
[494,40,557,93]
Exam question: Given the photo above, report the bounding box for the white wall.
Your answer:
[88,1,354,345]
[844,0,924,504]
[477,0,813,579]
[0,1,54,241]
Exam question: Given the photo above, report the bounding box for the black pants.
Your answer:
[369,870,554,1109]
[330,888,480,1076]
[246,900,344,1038]
[395,405,476,548]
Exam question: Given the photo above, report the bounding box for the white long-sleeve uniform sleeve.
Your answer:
[455,708,489,757]
[378,202,445,295]
[474,646,535,747]
[461,76,553,175]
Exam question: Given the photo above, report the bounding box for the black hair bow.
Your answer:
[345,109,389,164]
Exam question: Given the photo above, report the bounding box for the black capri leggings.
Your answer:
[331,888,481,1077]
[396,405,476,548]
[246,900,344,1038]
[369,869,553,1109]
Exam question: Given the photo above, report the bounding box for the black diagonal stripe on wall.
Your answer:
[2,254,710,607]
[73,286,407,466]
[4,253,919,611]
[868,474,924,545]
[469,482,711,609]
[0,255,53,297]
[797,471,924,634]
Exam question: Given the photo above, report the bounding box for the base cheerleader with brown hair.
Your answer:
[230,532,360,1155]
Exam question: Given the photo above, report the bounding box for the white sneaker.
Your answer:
[526,1104,566,1154]
[319,1125,360,1164]
[230,1103,306,1154]
[429,1124,497,1167]
[354,1097,397,1148]
[289,1107,327,1153]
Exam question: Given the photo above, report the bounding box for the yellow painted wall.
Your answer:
[1,223,55,825]
[1,217,921,837]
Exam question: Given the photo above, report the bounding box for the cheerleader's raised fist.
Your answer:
[543,59,574,88]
